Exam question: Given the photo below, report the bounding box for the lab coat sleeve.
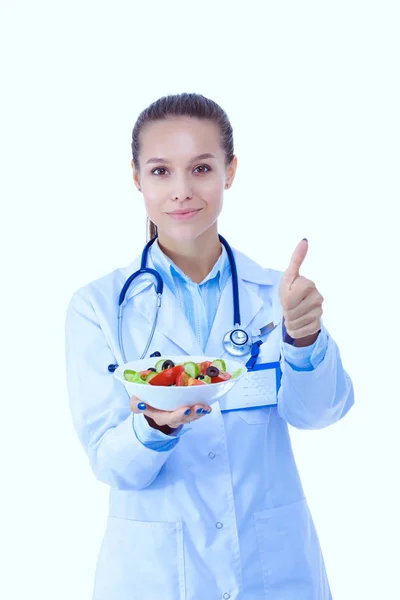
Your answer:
[282,326,328,371]
[65,290,184,491]
[277,322,354,429]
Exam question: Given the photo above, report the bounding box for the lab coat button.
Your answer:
[223,594,231,599]
[208,452,216,459]
[216,522,223,529]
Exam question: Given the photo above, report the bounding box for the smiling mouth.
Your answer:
[167,209,202,220]
[168,209,201,215]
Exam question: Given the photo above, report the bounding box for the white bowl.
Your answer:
[114,355,247,411]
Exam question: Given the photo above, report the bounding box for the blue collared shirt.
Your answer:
[149,238,232,352]
[134,241,329,449]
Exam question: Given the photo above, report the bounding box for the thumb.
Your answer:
[130,394,147,413]
[282,238,308,288]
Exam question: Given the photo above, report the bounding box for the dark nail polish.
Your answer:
[184,409,191,415]
[202,409,208,414]
[302,238,308,242]
[196,408,203,414]
[137,403,147,410]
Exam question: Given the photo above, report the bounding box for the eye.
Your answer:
[151,164,211,176]
[151,167,168,176]
[194,164,211,174]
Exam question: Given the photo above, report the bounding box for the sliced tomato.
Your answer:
[210,372,232,384]
[176,371,190,386]
[198,360,212,375]
[187,377,206,386]
[148,365,184,386]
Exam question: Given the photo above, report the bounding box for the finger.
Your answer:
[191,404,212,420]
[282,239,308,289]
[167,405,201,428]
[130,394,148,414]
[175,404,212,426]
[286,321,322,339]
[285,288,323,321]
[285,307,323,334]
[282,276,314,310]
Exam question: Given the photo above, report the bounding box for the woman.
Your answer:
[65,92,354,600]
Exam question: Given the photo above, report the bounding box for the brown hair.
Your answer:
[131,93,235,242]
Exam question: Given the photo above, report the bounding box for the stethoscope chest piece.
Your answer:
[223,326,253,357]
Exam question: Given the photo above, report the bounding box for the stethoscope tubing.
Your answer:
[115,233,248,367]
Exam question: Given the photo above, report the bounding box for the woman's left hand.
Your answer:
[279,239,324,346]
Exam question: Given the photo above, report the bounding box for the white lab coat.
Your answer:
[65,245,354,600]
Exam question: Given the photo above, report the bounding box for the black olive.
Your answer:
[195,374,205,380]
[148,367,157,372]
[162,360,175,370]
[206,366,220,377]
[150,351,162,357]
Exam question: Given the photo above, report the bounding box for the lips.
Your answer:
[167,209,202,220]
[168,209,201,215]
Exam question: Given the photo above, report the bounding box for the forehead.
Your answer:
[139,117,223,162]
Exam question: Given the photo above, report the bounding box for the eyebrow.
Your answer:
[145,153,216,165]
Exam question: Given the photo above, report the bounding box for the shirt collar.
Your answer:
[150,238,230,292]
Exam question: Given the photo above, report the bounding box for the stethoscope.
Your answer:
[108,234,258,373]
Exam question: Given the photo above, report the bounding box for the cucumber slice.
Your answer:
[124,370,149,384]
[145,372,158,383]
[231,368,244,379]
[211,359,227,372]
[124,369,138,382]
[183,362,200,378]
[154,359,165,372]
[203,375,211,384]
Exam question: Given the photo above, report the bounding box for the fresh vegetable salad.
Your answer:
[123,358,244,387]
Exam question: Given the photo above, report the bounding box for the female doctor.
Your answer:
[65,92,354,600]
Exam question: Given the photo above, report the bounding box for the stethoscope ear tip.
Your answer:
[108,364,118,373]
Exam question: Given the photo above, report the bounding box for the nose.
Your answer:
[171,174,193,201]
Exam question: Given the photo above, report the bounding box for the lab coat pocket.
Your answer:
[254,498,330,599]
[93,516,186,600]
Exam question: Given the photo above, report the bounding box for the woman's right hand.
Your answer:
[130,394,212,433]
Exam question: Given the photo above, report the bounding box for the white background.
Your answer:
[1,1,398,598]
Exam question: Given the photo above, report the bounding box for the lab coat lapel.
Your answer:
[122,254,204,356]
[204,276,264,357]
[120,244,279,359]
[203,247,280,357]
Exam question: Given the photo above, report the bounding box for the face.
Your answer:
[131,116,237,241]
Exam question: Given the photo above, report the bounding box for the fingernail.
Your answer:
[137,403,147,410]
[196,408,203,414]
[184,409,191,415]
[202,409,208,414]
[302,238,308,242]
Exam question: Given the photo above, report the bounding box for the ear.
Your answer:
[131,160,142,191]
[225,155,238,189]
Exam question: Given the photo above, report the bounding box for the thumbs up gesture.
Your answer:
[279,239,324,346]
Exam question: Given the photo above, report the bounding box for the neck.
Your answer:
[157,224,222,284]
